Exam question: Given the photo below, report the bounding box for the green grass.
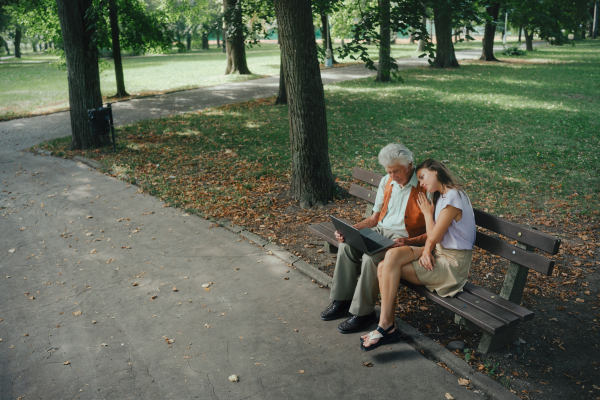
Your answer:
[1,42,457,120]
[40,39,600,220]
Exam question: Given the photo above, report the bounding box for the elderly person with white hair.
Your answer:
[321,143,428,334]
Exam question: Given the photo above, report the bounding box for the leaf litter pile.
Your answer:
[38,49,600,399]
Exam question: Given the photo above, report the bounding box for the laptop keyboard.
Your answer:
[362,235,383,253]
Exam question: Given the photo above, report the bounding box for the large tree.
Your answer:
[224,0,251,74]
[273,0,335,208]
[479,3,500,60]
[56,0,107,150]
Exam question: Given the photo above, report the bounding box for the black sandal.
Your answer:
[360,325,400,351]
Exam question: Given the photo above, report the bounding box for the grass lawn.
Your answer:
[1,42,468,120]
[39,39,599,224]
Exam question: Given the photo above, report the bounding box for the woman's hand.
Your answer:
[417,192,434,217]
[418,251,435,271]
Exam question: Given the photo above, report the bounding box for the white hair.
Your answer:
[378,143,413,168]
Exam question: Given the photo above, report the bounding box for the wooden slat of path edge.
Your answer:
[474,209,561,254]
[352,167,384,187]
[475,232,555,276]
[463,282,534,322]
[402,280,506,334]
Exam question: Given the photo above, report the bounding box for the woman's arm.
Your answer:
[416,192,461,270]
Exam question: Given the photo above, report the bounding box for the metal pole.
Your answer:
[325,14,333,67]
[503,12,508,44]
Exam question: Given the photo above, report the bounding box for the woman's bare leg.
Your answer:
[362,247,424,348]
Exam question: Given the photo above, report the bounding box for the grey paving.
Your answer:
[0,45,520,399]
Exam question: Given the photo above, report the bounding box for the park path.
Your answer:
[0,46,518,399]
[0,46,498,154]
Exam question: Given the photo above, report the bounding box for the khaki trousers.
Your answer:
[329,227,404,316]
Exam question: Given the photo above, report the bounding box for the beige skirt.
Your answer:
[412,244,472,298]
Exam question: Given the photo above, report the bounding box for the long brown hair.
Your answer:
[415,159,465,208]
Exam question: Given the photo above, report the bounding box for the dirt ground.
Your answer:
[236,185,600,400]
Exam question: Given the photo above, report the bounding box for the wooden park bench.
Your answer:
[308,167,561,353]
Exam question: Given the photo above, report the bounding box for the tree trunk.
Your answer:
[432,3,458,68]
[518,26,522,42]
[524,28,534,51]
[14,27,22,58]
[56,0,107,150]
[275,51,287,105]
[216,27,221,47]
[202,33,209,49]
[320,14,337,64]
[186,33,191,50]
[224,0,251,74]
[417,15,427,51]
[480,3,500,61]
[376,0,392,82]
[4,38,10,55]
[408,33,415,43]
[108,0,128,98]
[593,3,599,38]
[273,0,335,208]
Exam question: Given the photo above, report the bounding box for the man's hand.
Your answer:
[389,237,408,248]
[418,251,436,271]
[334,230,345,243]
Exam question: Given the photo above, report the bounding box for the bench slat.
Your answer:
[475,232,555,276]
[462,282,534,322]
[307,224,338,247]
[474,209,561,254]
[353,167,384,187]
[349,184,377,204]
[402,280,507,335]
[455,291,520,328]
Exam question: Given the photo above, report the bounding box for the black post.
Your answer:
[107,103,116,152]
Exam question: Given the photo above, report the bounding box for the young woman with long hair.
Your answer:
[360,159,476,351]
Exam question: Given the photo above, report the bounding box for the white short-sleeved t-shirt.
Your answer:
[434,189,476,250]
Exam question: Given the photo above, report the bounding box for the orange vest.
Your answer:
[378,177,427,240]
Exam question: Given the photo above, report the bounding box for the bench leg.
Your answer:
[477,326,517,354]
[454,314,478,331]
[325,241,338,254]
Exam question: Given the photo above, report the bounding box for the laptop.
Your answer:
[330,215,396,255]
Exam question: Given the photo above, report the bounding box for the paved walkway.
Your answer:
[0,47,518,400]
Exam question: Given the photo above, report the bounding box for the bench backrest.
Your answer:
[349,168,561,276]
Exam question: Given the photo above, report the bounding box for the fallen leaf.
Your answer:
[9,345,15,348]
[151,295,158,300]
[299,370,305,374]
[458,378,470,386]
[229,374,239,382]
[165,338,174,344]
[284,277,289,280]
[204,288,210,292]
[204,323,211,328]
[28,296,35,300]
[549,318,558,321]
[90,249,97,254]
[445,394,455,400]
[363,362,373,367]
[419,306,429,311]
[8,249,15,253]
[86,215,93,219]
[85,232,93,237]
[172,286,178,292]
[201,283,211,288]
[183,277,189,279]
[72,310,82,316]
[100,343,108,346]
[239,336,243,339]
[63,361,70,365]
[132,282,138,286]
[266,251,273,255]
[576,298,584,303]
[23,333,28,337]
[92,320,97,324]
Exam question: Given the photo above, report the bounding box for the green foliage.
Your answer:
[464,348,472,362]
[501,43,525,56]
